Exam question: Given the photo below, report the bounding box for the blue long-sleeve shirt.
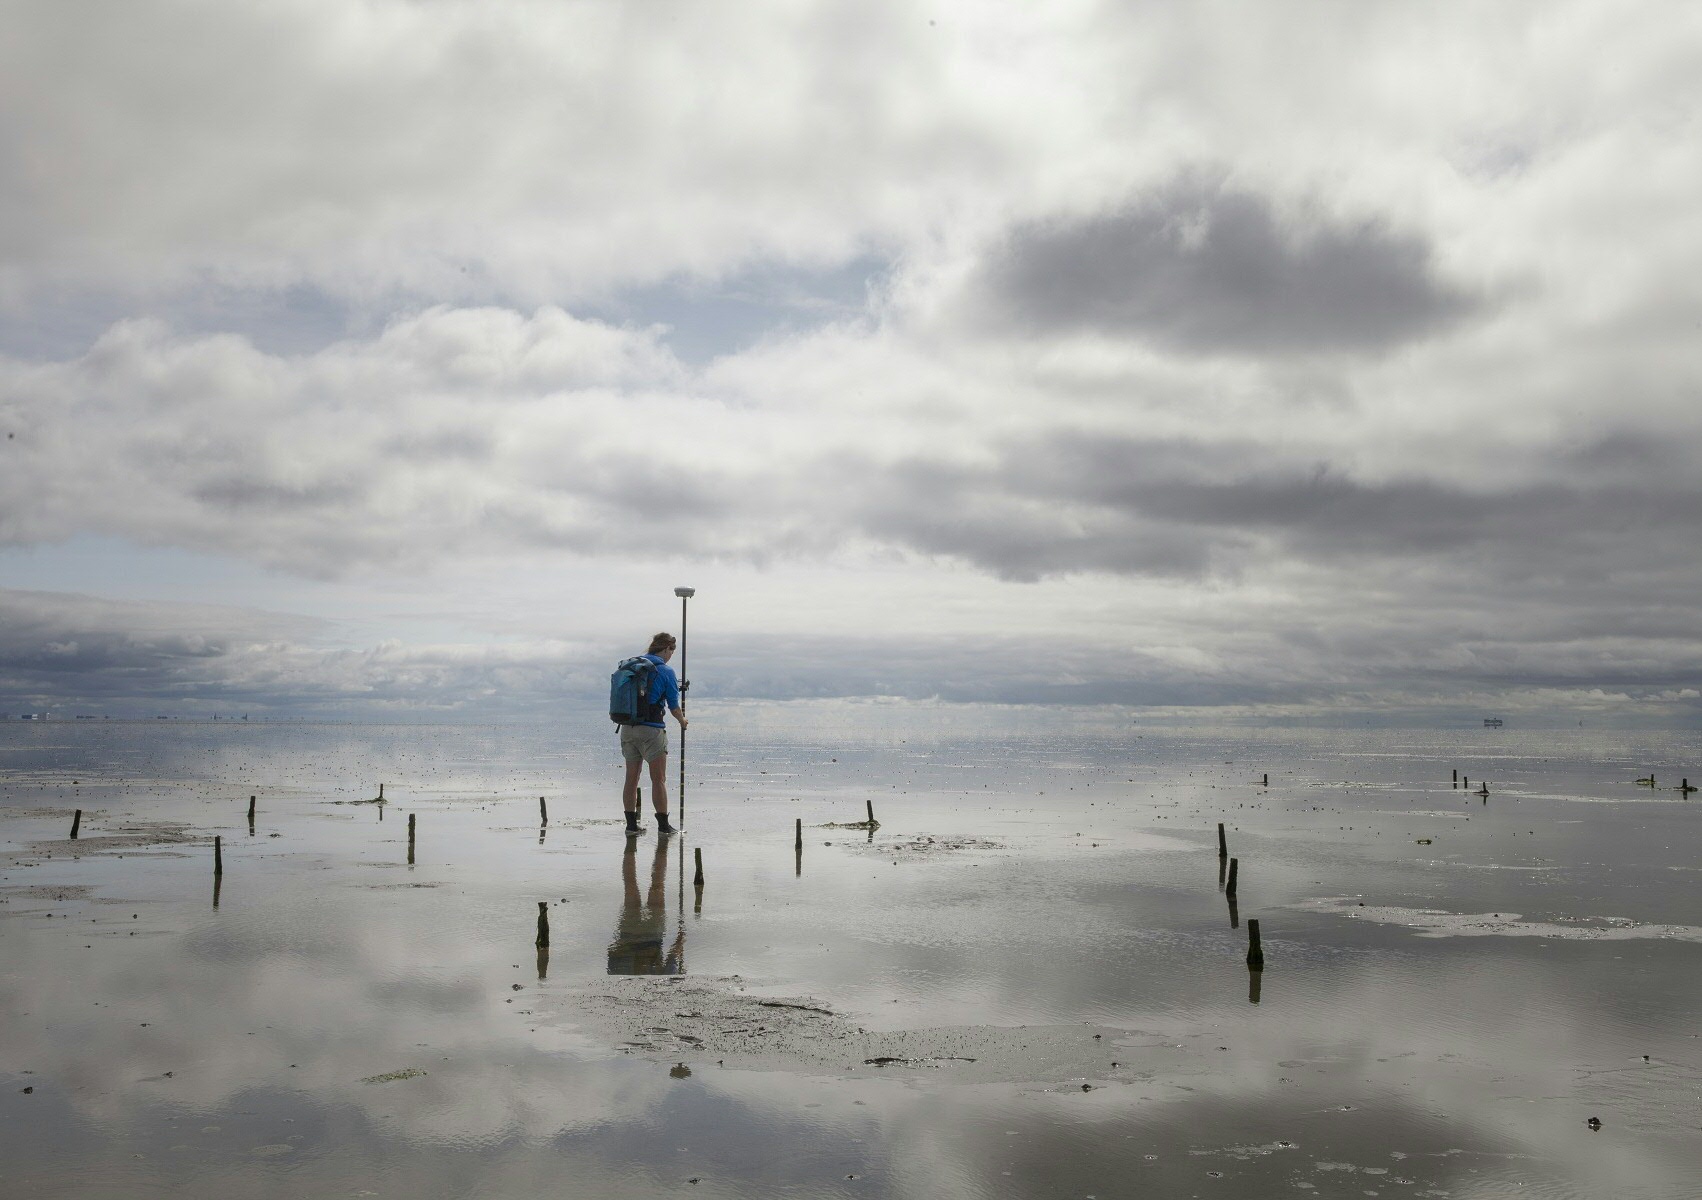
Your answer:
[640,653,681,729]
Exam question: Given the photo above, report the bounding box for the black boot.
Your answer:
[655,813,676,834]
[625,810,645,834]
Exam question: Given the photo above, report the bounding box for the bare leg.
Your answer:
[647,753,670,815]
[622,759,642,814]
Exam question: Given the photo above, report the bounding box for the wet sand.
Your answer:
[3,713,1701,1198]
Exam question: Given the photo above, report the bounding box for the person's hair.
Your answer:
[647,632,676,655]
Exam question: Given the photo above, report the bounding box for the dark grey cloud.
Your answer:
[842,432,1702,588]
[4,584,1700,724]
[974,177,1477,354]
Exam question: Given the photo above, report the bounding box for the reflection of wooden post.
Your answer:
[693,846,704,885]
[407,813,416,864]
[1217,822,1227,857]
[70,810,82,839]
[214,835,224,876]
[539,796,547,823]
[1247,918,1264,968]
[1248,967,1262,1004]
[535,901,549,948]
[1226,857,1238,898]
[1227,897,1239,929]
[795,818,802,849]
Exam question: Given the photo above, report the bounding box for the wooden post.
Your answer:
[1217,822,1227,857]
[214,835,224,876]
[70,809,82,839]
[1227,896,1239,929]
[866,799,876,826]
[1261,773,1268,786]
[693,846,704,886]
[378,783,385,801]
[1462,776,1468,788]
[535,901,550,948]
[248,795,256,820]
[1452,768,1458,783]
[407,813,416,864]
[1226,857,1238,898]
[539,796,548,823]
[1246,918,1264,968]
[795,817,803,849]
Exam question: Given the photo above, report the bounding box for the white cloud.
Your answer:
[3,1,1701,718]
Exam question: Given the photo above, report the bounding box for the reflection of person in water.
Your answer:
[607,835,685,975]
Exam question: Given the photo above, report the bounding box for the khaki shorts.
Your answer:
[619,724,669,763]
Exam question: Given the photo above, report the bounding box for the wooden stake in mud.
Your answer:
[1246,918,1265,969]
[795,817,803,849]
[1261,773,1268,786]
[866,799,877,826]
[70,809,82,839]
[535,901,550,948]
[539,796,548,823]
[248,795,256,820]
[1226,856,1239,898]
[693,846,704,886]
[407,813,416,864]
[1217,822,1228,858]
[378,783,385,801]
[1452,768,1459,784]
[214,834,224,876]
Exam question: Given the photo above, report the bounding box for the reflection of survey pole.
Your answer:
[674,587,695,825]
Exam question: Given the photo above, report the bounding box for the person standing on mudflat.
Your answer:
[615,632,687,834]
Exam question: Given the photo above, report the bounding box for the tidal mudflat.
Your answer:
[3,709,1700,1198]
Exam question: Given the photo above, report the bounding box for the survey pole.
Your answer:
[675,586,695,824]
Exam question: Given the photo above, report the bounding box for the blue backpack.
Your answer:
[609,656,660,725]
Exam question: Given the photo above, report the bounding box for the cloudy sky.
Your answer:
[3,0,1700,723]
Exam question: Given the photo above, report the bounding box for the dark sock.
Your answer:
[655,813,676,833]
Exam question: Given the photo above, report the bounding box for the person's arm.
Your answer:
[665,668,687,729]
